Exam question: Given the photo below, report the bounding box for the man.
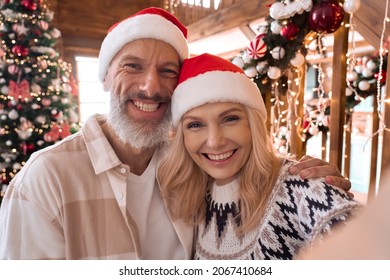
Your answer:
[0,7,350,260]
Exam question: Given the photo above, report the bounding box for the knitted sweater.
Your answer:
[194,160,360,260]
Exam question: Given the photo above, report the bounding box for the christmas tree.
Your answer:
[0,0,80,204]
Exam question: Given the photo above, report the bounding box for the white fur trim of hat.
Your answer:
[98,7,189,83]
[172,53,266,127]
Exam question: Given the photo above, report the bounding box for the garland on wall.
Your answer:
[231,0,378,153]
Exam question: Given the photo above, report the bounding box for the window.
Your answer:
[75,56,110,124]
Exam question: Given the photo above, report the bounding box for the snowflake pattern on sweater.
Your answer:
[194,160,361,260]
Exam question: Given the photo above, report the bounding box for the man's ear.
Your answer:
[102,75,110,92]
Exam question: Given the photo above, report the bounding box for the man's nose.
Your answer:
[138,70,161,97]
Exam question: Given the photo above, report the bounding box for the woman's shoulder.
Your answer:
[272,156,360,219]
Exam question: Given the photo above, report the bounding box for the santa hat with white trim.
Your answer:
[171,53,267,127]
[98,7,189,82]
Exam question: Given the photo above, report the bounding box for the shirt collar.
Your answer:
[82,114,122,174]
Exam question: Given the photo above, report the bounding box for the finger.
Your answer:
[289,158,329,175]
[325,175,352,192]
[299,155,314,162]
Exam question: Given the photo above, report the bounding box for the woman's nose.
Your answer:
[206,126,226,149]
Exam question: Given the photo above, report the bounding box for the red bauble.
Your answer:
[375,70,387,84]
[281,23,299,40]
[309,0,345,34]
[12,45,29,57]
[20,143,35,154]
[21,0,37,11]
[247,33,267,59]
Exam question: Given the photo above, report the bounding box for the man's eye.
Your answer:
[125,63,142,70]
[161,68,178,77]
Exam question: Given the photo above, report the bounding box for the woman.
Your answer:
[158,53,360,260]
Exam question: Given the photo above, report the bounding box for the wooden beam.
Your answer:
[354,0,390,48]
[187,0,274,42]
[239,24,257,41]
[289,67,306,158]
[369,96,379,202]
[380,59,390,190]
[329,22,350,171]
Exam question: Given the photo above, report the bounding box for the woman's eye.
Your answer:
[186,122,203,129]
[224,116,239,122]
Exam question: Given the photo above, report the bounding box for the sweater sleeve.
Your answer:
[294,178,361,244]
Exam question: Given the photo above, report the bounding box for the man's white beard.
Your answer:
[108,93,171,149]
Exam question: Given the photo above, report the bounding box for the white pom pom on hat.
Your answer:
[98,7,189,82]
[171,53,267,127]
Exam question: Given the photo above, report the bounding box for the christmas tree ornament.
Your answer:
[358,80,370,91]
[267,66,281,80]
[258,25,268,35]
[12,45,29,57]
[256,61,268,74]
[308,125,319,135]
[35,115,46,124]
[247,33,267,59]
[8,80,30,101]
[13,162,22,170]
[345,87,353,96]
[8,109,18,120]
[269,2,284,20]
[375,70,387,84]
[308,39,318,51]
[231,56,245,68]
[321,115,330,126]
[244,66,257,78]
[38,20,49,31]
[30,83,41,93]
[7,64,19,75]
[31,103,40,110]
[362,68,373,78]
[38,59,48,69]
[343,0,361,14]
[281,23,299,41]
[354,65,363,73]
[270,20,282,34]
[41,98,51,106]
[12,22,29,36]
[242,51,252,64]
[290,52,305,67]
[21,0,38,11]
[5,140,12,146]
[50,28,61,39]
[366,59,377,69]
[309,0,345,34]
[271,46,285,60]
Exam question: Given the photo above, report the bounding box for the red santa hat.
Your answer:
[171,53,267,127]
[98,7,189,82]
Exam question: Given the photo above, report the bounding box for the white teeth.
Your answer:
[133,100,159,112]
[207,151,234,161]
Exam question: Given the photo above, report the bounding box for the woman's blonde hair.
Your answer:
[157,105,282,233]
